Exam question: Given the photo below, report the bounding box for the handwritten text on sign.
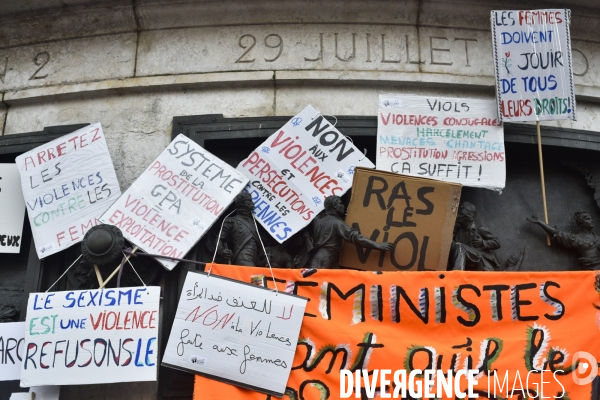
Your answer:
[491,9,576,122]
[162,271,307,397]
[0,322,25,381]
[237,105,374,243]
[377,94,505,191]
[20,287,160,387]
[16,123,121,258]
[101,135,248,270]
[0,164,26,253]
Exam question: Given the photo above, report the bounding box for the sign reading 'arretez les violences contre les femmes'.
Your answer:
[20,287,160,387]
[16,123,121,259]
[237,105,374,243]
[101,134,248,270]
[162,270,307,397]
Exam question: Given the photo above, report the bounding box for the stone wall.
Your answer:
[1,1,600,398]
[1,0,599,190]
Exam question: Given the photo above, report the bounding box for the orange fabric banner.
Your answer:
[193,265,600,399]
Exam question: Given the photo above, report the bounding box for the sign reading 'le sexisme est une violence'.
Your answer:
[237,105,374,243]
[16,123,121,258]
[491,9,575,122]
[101,134,248,270]
[20,287,160,387]
[162,270,307,397]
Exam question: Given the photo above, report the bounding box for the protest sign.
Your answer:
[100,134,248,270]
[377,94,505,191]
[194,265,600,400]
[15,123,121,258]
[20,287,160,386]
[491,9,575,122]
[0,165,26,253]
[339,167,460,271]
[163,271,307,397]
[237,105,375,243]
[0,322,25,381]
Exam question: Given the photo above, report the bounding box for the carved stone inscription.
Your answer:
[0,33,136,91]
[137,24,594,82]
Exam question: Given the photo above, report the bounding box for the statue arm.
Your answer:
[216,220,234,258]
[526,216,559,236]
[477,227,501,250]
[341,223,393,251]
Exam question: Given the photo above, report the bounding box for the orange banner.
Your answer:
[193,265,600,399]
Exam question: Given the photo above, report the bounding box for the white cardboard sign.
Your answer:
[162,271,307,397]
[100,134,248,270]
[491,9,575,122]
[15,123,121,258]
[0,322,25,381]
[0,164,26,253]
[237,105,375,243]
[20,287,160,387]
[377,94,506,191]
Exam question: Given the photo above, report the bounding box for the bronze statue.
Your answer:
[527,210,600,270]
[449,202,501,271]
[217,192,263,266]
[297,195,393,269]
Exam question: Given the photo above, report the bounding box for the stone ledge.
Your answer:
[4,70,599,106]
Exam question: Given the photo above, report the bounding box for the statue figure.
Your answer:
[449,202,501,271]
[527,210,600,270]
[297,195,393,269]
[217,192,263,266]
[0,303,19,323]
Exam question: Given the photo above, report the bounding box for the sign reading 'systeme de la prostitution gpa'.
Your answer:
[491,9,575,122]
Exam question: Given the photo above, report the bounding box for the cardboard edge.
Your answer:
[437,186,462,270]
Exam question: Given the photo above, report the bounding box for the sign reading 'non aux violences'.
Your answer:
[491,9,575,122]
[0,322,25,381]
[162,271,307,397]
[16,123,121,258]
[0,164,26,253]
[237,105,375,243]
[377,94,505,191]
[101,134,248,270]
[20,287,160,387]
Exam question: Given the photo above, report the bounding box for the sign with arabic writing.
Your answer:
[162,270,307,397]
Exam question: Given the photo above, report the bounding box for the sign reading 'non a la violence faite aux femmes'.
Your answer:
[162,271,307,397]
[16,123,121,258]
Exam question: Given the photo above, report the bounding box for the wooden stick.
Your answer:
[99,247,139,289]
[536,121,551,246]
[93,265,104,287]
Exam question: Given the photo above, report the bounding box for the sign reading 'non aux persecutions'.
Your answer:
[237,105,375,243]
[0,322,25,381]
[377,94,505,191]
[16,123,121,258]
[20,287,160,387]
[194,266,600,400]
[163,271,307,397]
[0,164,26,253]
[339,168,460,271]
[491,9,575,121]
[101,135,248,270]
